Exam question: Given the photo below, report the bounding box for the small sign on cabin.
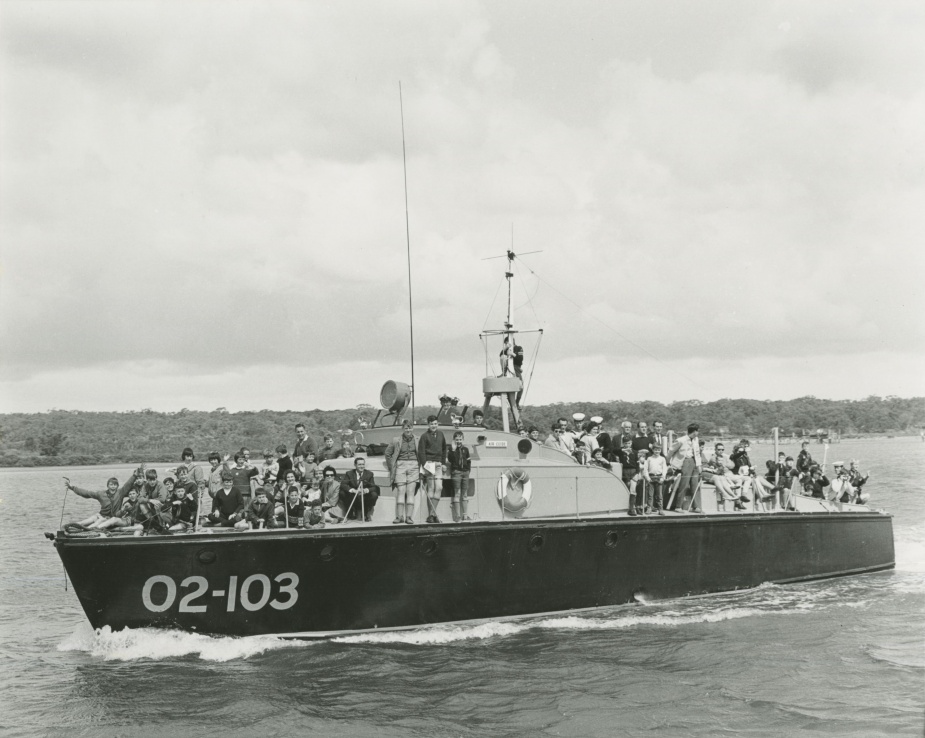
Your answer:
[485,440,508,448]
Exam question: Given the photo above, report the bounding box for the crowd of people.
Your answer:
[528,413,871,515]
[64,415,477,533]
[63,415,872,534]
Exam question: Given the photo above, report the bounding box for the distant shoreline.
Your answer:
[2,397,922,469]
[0,431,920,471]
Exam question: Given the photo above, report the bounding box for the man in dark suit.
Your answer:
[339,456,380,522]
[649,420,666,456]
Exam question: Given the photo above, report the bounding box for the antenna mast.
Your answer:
[399,81,415,422]
[479,246,543,432]
[505,248,514,331]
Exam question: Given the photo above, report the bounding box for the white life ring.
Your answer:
[497,468,532,514]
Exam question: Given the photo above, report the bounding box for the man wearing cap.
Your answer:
[577,419,602,464]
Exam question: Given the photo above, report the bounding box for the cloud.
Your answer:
[1,0,923,411]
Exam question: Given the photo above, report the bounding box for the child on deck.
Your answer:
[64,475,131,529]
[299,451,318,483]
[280,486,305,527]
[236,487,278,530]
[589,448,612,471]
[302,474,323,506]
[207,473,245,527]
[167,483,198,531]
[445,430,472,521]
[627,449,648,516]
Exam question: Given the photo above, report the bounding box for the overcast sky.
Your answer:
[1,0,923,414]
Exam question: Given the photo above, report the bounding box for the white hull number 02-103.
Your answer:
[142,573,299,613]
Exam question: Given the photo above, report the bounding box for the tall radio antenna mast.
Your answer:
[399,81,415,422]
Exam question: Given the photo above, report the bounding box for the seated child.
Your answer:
[280,486,305,527]
[303,498,325,529]
[95,487,145,532]
[168,484,198,531]
[302,475,322,505]
[236,487,278,530]
[589,448,612,471]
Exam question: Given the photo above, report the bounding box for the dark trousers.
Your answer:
[674,458,701,511]
[647,480,663,510]
[341,487,380,518]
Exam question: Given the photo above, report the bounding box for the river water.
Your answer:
[0,438,922,737]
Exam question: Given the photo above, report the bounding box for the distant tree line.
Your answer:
[0,395,922,468]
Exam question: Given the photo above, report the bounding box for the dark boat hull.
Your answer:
[54,512,895,637]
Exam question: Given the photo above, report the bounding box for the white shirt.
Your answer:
[669,434,702,468]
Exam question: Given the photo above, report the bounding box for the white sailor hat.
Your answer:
[590,416,603,424]
[572,412,586,422]
[833,461,844,466]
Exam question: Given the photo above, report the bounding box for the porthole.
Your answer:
[604,530,619,548]
[529,533,545,551]
[197,549,217,565]
[421,538,438,556]
[320,544,336,562]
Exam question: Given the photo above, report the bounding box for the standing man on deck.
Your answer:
[631,421,653,454]
[418,415,447,523]
[294,423,317,463]
[618,421,634,451]
[668,423,703,513]
[649,420,666,455]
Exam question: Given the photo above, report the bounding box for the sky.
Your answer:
[1,0,924,414]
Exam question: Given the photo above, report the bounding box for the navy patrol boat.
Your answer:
[48,253,894,638]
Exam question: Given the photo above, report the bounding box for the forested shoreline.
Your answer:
[1,395,922,468]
